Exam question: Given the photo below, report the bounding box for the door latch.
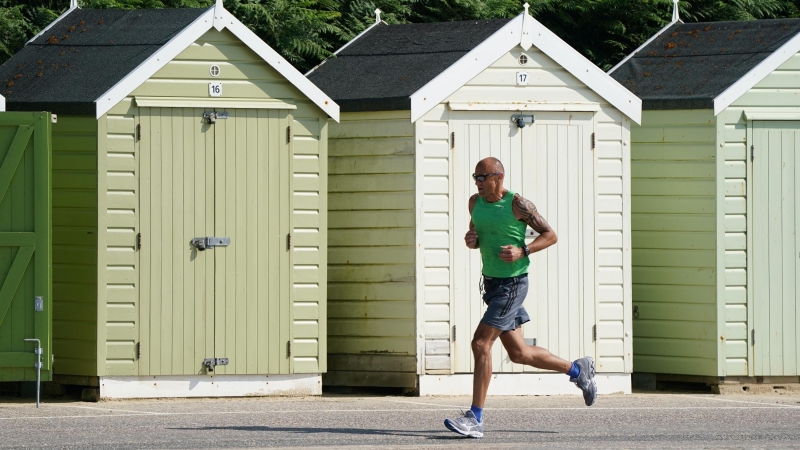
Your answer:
[191,236,231,251]
[203,111,229,124]
[203,357,229,372]
[511,114,535,128]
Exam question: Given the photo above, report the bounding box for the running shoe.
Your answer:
[444,410,484,438]
[571,356,597,406]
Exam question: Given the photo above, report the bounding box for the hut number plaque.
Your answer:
[516,72,529,86]
[209,82,223,97]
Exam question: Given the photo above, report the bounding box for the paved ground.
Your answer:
[1,393,800,449]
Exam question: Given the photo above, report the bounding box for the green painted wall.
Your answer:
[51,116,98,376]
[326,110,417,388]
[630,109,719,376]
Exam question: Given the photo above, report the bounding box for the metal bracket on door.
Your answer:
[511,114,535,128]
[191,236,231,251]
[203,111,229,124]
[203,358,229,372]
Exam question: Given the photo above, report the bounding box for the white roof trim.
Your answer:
[410,11,641,124]
[714,30,800,116]
[134,96,297,109]
[0,94,5,112]
[305,12,387,76]
[26,1,79,45]
[448,101,600,112]
[607,20,679,74]
[95,5,339,121]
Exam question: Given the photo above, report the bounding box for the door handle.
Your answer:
[191,237,230,251]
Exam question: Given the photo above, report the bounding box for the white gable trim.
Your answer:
[95,5,339,121]
[410,12,641,124]
[26,2,79,45]
[0,94,5,112]
[714,30,800,116]
[607,20,680,75]
[306,15,386,76]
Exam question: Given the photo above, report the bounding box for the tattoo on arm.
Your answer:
[513,195,551,235]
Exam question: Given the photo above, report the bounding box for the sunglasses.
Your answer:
[472,172,502,182]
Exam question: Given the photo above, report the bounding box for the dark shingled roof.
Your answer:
[0,8,207,115]
[610,18,800,110]
[308,19,510,112]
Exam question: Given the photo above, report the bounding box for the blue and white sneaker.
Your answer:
[444,410,483,438]
[571,356,597,406]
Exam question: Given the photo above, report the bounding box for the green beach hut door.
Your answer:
[451,111,596,374]
[0,112,52,382]
[139,108,292,376]
[752,121,799,377]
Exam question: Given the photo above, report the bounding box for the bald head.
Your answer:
[476,157,504,174]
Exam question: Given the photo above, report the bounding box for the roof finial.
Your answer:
[375,8,382,24]
[70,0,78,8]
[672,0,680,22]
[523,2,530,15]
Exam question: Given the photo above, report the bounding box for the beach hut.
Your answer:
[309,6,641,395]
[0,0,338,398]
[610,5,800,381]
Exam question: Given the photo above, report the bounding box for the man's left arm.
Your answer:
[499,194,558,262]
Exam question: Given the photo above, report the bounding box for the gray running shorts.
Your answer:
[480,274,530,332]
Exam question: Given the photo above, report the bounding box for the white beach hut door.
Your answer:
[139,108,292,376]
[451,111,596,374]
[752,121,799,377]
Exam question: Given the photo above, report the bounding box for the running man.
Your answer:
[444,157,596,439]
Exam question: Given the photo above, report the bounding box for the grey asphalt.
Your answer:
[1,393,800,449]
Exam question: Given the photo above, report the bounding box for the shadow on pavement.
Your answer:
[169,426,557,439]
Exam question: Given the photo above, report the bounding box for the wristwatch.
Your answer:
[522,245,530,257]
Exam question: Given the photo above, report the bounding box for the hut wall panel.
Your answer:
[51,116,98,376]
[326,110,417,387]
[631,109,718,376]
[726,52,800,376]
[100,29,329,376]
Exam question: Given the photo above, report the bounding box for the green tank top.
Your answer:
[472,190,529,278]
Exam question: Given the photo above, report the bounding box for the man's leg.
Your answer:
[498,327,571,372]
[471,323,504,408]
[499,327,597,406]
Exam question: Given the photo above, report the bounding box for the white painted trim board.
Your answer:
[99,374,322,399]
[0,94,5,112]
[419,373,631,396]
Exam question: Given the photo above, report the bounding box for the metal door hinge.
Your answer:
[591,132,596,150]
[592,324,597,342]
[451,132,455,149]
[135,342,141,360]
[287,341,292,358]
[452,325,456,342]
[136,232,142,250]
[751,145,755,162]
[136,123,141,142]
[287,126,292,143]
[287,233,292,250]
[752,329,755,345]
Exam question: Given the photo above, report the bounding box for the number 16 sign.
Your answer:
[209,82,223,97]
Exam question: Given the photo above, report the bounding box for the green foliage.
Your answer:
[2,0,800,76]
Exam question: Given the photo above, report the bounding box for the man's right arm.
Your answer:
[465,194,479,249]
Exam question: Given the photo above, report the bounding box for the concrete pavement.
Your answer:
[1,393,799,449]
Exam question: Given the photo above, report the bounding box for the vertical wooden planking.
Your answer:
[256,109,269,373]
[520,123,537,373]
[584,117,596,360]
[213,108,227,373]
[754,123,768,374]
[139,109,151,375]
[769,128,783,374]
[267,109,280,374]
[181,109,195,374]
[151,109,164,374]
[281,112,292,374]
[783,128,797,375]
[203,109,215,367]
[245,109,258,374]
[796,129,800,375]
[536,122,550,363]
[568,124,581,359]
[171,108,184,373]
[234,109,247,374]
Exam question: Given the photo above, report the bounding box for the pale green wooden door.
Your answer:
[139,108,291,376]
[451,111,595,374]
[0,112,51,382]
[753,121,799,377]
